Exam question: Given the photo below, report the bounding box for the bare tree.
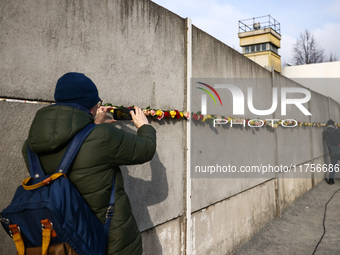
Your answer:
[328,52,338,62]
[293,30,325,65]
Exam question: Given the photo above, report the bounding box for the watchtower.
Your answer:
[238,15,281,73]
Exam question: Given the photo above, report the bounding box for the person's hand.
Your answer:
[94,106,116,124]
[130,106,150,129]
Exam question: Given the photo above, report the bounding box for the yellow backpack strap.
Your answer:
[9,224,25,255]
[22,173,67,191]
[41,219,54,255]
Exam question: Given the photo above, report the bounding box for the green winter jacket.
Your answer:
[22,105,156,254]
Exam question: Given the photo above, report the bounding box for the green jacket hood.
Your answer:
[27,105,94,154]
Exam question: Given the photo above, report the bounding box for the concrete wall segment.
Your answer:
[1,0,340,254]
[310,92,329,158]
[120,120,186,232]
[329,98,340,121]
[190,26,278,212]
[1,0,187,253]
[192,26,272,79]
[1,0,186,110]
[0,102,45,254]
[141,217,185,255]
[191,180,276,254]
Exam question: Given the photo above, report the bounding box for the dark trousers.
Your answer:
[330,157,338,180]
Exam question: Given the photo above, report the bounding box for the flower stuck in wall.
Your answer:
[104,103,336,129]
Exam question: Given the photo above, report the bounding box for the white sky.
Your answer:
[151,0,340,65]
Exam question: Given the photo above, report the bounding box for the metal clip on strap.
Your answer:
[9,224,25,255]
[106,205,114,219]
[41,219,53,255]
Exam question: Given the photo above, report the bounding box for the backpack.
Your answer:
[0,124,115,255]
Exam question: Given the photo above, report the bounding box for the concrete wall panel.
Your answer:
[192,26,271,79]
[1,1,187,253]
[310,91,329,158]
[1,0,340,254]
[191,124,276,211]
[329,98,340,121]
[279,175,313,210]
[0,102,44,254]
[192,180,276,255]
[191,26,277,212]
[142,217,185,255]
[121,120,186,231]
[0,0,186,110]
[274,75,312,168]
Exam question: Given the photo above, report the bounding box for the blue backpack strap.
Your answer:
[26,124,95,177]
[27,147,45,178]
[104,174,116,233]
[56,124,96,174]
[27,123,116,234]
[58,123,116,233]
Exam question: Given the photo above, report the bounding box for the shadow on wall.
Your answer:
[121,153,168,254]
[118,123,169,254]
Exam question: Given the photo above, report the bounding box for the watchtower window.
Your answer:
[243,43,279,55]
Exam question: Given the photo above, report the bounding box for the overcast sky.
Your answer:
[151,0,340,65]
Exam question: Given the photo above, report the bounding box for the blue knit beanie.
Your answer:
[54,72,101,109]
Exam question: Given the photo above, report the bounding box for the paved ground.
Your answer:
[233,179,340,255]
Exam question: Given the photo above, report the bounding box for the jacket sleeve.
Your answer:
[107,124,156,166]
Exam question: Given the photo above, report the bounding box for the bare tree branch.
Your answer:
[293,29,325,65]
[329,52,338,62]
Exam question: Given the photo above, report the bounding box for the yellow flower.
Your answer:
[180,112,184,117]
[207,115,212,119]
[156,110,163,117]
[202,117,207,122]
[170,110,176,118]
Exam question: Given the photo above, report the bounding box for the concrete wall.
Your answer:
[1,0,187,253]
[282,61,340,78]
[282,62,340,103]
[1,1,339,254]
[189,26,339,254]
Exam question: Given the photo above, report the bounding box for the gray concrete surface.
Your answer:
[142,217,185,255]
[0,102,45,254]
[234,179,340,255]
[191,180,277,255]
[0,0,186,111]
[1,0,340,254]
[1,1,186,253]
[329,98,340,121]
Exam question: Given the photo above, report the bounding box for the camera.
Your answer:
[107,108,135,120]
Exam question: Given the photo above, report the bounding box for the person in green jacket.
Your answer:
[22,72,156,254]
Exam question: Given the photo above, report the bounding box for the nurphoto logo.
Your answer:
[196,82,311,116]
[195,80,311,128]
